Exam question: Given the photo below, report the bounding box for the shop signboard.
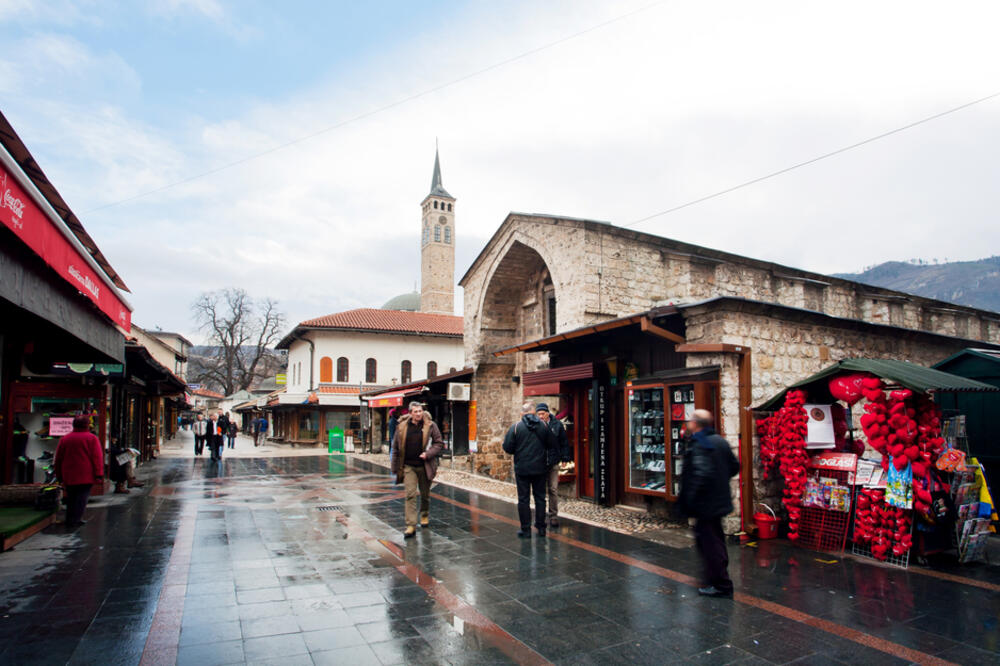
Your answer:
[275,374,287,385]
[809,452,858,484]
[595,381,610,505]
[1,163,132,331]
[48,416,75,437]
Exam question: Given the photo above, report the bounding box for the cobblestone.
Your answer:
[351,452,687,536]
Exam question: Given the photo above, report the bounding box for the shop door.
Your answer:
[574,386,594,499]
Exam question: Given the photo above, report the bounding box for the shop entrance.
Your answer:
[564,382,594,500]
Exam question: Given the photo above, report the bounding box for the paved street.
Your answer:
[1,438,998,665]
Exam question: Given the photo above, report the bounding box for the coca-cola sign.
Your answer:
[0,163,131,331]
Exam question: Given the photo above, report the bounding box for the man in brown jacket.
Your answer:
[391,402,443,538]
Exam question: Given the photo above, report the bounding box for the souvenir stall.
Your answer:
[755,358,998,568]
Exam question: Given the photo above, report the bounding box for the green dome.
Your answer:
[381,291,420,311]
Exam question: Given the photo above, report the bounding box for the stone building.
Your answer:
[459,213,1000,531]
[418,149,456,316]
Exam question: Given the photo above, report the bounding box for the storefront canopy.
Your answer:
[362,387,425,408]
[756,358,1000,411]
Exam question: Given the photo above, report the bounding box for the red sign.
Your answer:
[809,452,858,472]
[1,164,131,331]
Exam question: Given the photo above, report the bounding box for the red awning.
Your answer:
[363,387,424,408]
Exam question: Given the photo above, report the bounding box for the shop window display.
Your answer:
[14,397,101,484]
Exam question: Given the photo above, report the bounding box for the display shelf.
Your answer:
[627,386,666,494]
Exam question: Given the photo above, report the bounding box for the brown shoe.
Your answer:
[420,515,430,528]
[404,527,416,539]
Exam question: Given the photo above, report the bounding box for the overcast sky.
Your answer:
[2,0,999,342]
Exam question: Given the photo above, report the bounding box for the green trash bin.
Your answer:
[328,427,345,453]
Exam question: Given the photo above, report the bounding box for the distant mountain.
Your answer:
[833,256,1000,314]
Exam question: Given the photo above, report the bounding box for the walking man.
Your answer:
[207,412,224,461]
[192,414,207,455]
[226,414,238,449]
[391,402,443,539]
[679,409,740,598]
[536,403,572,529]
[255,414,268,447]
[54,415,104,528]
[503,402,554,538]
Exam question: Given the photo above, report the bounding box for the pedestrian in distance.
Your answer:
[678,409,740,598]
[255,415,268,447]
[226,414,238,449]
[192,414,207,455]
[536,403,573,529]
[503,401,555,538]
[207,412,224,461]
[387,408,399,479]
[53,415,104,528]
[391,402,443,539]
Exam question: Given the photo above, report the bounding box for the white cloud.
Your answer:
[5,0,1000,340]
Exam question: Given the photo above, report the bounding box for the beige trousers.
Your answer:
[404,464,430,528]
[546,465,560,520]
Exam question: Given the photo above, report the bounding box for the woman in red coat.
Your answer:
[54,415,104,527]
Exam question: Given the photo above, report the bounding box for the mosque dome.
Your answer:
[381,291,421,311]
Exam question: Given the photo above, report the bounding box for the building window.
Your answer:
[546,290,557,336]
[319,356,333,383]
[434,201,438,209]
[337,357,349,382]
[365,358,377,383]
[447,203,452,211]
[427,361,437,378]
[434,225,441,242]
[444,226,451,244]
[401,360,412,384]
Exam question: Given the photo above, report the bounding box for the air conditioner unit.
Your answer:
[447,382,471,401]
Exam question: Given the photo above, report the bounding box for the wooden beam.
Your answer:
[676,343,749,354]
[639,317,686,344]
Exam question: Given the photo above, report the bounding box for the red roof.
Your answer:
[299,308,462,337]
[192,388,224,399]
[317,385,362,394]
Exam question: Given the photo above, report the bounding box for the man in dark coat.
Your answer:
[391,402,443,538]
[536,403,572,528]
[207,412,224,461]
[503,402,555,538]
[679,409,740,597]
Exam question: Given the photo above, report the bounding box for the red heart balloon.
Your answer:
[829,374,867,404]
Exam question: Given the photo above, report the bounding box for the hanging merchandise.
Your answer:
[776,390,809,542]
[885,460,913,509]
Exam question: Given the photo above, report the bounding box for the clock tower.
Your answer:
[419,149,456,315]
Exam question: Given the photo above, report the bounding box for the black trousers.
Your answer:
[515,474,546,530]
[65,484,92,526]
[694,516,732,594]
[210,436,223,460]
[194,434,205,455]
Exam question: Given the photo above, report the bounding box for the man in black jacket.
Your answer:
[536,403,572,528]
[679,409,740,598]
[503,402,555,538]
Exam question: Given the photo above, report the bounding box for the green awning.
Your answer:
[755,358,999,411]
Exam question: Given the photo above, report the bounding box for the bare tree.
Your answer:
[191,288,285,395]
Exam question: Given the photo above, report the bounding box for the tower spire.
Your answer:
[429,145,451,198]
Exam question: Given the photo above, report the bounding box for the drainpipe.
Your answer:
[676,343,754,536]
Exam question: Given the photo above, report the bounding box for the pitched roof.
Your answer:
[317,385,362,394]
[192,387,224,399]
[427,148,452,199]
[278,308,462,348]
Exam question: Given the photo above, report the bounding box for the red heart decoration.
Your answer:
[829,374,867,404]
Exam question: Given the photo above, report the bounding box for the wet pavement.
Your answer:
[1,445,999,665]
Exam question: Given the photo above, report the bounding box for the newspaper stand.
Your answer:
[797,452,857,553]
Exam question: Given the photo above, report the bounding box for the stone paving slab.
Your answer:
[0,452,998,665]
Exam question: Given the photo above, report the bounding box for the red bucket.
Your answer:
[754,504,779,540]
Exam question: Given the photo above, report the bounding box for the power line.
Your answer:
[84,0,667,215]
[624,90,1000,229]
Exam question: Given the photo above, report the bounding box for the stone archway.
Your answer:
[469,238,558,479]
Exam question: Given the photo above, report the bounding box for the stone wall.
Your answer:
[682,301,972,530]
[460,213,999,509]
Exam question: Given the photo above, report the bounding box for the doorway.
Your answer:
[564,383,593,500]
